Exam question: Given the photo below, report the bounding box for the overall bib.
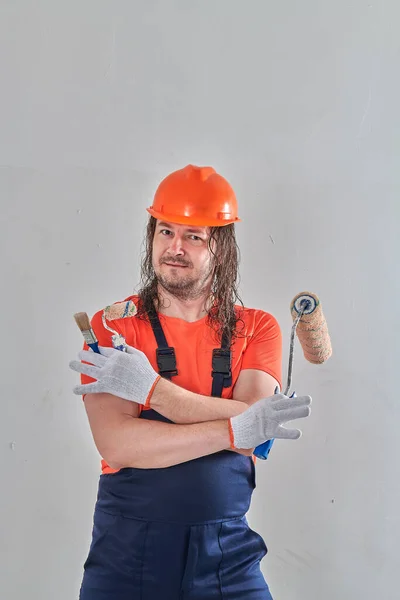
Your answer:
[80,311,272,599]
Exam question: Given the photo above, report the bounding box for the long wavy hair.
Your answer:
[135,216,244,345]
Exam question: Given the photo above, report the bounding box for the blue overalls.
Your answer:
[80,310,273,599]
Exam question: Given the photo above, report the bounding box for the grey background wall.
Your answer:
[1,1,399,598]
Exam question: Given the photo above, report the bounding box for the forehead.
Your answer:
[156,220,209,236]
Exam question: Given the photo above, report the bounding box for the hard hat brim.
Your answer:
[146,207,241,227]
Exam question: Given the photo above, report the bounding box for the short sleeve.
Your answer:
[80,309,125,387]
[241,312,282,388]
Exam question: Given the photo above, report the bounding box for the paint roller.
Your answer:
[253,291,332,460]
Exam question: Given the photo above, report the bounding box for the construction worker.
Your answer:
[69,165,312,599]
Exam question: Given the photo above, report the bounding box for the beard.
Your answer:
[155,257,213,301]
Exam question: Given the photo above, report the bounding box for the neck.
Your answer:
[156,286,212,322]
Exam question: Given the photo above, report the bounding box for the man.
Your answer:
[70,164,311,599]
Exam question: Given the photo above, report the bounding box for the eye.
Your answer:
[188,234,206,245]
[160,229,172,236]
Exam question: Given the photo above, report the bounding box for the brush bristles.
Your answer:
[74,311,98,346]
[74,312,91,332]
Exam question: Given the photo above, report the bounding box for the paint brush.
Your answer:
[73,312,101,354]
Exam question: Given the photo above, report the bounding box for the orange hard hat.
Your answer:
[147,164,240,227]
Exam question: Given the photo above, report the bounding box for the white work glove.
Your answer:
[229,392,312,449]
[69,345,160,406]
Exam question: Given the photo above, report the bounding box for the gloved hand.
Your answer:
[229,392,312,449]
[69,345,160,406]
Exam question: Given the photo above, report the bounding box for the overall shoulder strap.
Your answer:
[211,330,232,398]
[148,305,232,397]
[147,305,178,380]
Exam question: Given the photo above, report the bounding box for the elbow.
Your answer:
[102,450,125,471]
[96,445,123,470]
[100,443,165,470]
[89,417,162,469]
[92,438,130,470]
[97,441,149,470]
[99,444,135,470]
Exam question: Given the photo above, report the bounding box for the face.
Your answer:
[152,220,215,300]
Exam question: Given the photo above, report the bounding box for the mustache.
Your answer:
[160,256,192,268]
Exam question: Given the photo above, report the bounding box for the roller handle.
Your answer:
[253,438,275,460]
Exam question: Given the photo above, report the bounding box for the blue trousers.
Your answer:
[80,411,272,599]
[80,510,271,599]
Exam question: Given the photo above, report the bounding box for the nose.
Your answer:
[168,234,184,256]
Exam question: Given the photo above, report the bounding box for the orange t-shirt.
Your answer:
[81,295,282,473]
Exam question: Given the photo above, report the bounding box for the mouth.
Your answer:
[163,263,188,268]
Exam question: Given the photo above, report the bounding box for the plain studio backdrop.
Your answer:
[1,1,399,599]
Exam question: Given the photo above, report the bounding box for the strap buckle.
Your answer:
[156,347,178,377]
[212,348,232,387]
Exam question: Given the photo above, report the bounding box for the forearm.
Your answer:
[97,414,232,469]
[150,377,248,424]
